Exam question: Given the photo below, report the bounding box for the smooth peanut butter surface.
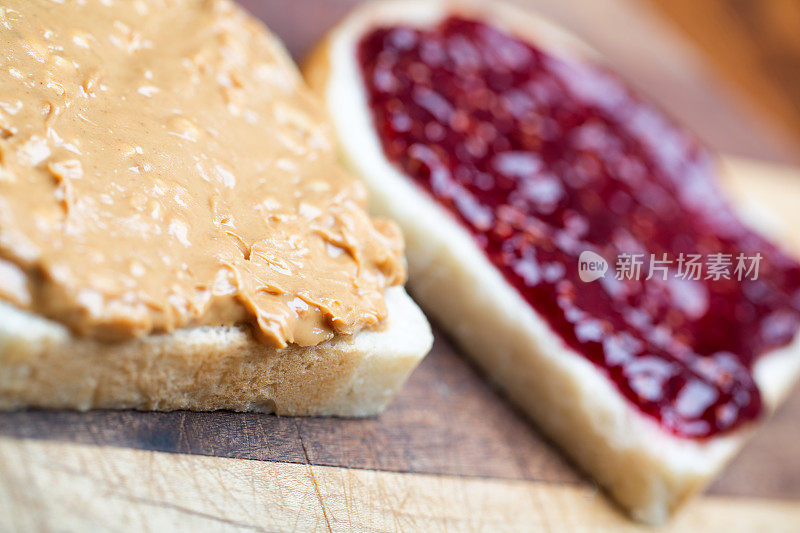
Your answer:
[0,0,405,347]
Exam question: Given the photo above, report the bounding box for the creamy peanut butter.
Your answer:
[0,0,405,347]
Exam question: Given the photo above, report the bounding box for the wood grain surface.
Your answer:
[2,0,800,530]
[3,437,799,532]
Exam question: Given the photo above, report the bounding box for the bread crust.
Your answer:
[303,0,800,522]
[0,287,432,417]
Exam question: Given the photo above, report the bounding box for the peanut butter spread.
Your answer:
[0,0,405,347]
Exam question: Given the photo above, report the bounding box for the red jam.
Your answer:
[357,17,800,438]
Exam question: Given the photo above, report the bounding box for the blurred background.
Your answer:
[241,0,800,165]
[647,0,800,164]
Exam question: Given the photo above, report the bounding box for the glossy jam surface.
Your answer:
[358,17,800,438]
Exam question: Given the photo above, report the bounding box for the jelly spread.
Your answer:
[358,17,800,437]
[0,0,405,348]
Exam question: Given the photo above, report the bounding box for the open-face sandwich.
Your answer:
[0,0,432,416]
[305,0,800,521]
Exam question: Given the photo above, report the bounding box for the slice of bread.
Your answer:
[303,0,800,522]
[0,0,433,418]
[0,286,431,416]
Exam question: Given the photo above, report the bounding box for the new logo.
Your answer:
[578,251,608,282]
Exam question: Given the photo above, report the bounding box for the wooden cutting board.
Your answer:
[2,1,800,531]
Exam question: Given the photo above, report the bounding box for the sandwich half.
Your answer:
[0,0,432,416]
[304,0,800,522]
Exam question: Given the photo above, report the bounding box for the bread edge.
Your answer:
[0,286,433,417]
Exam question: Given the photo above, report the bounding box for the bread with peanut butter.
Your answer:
[304,0,800,522]
[0,0,431,415]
